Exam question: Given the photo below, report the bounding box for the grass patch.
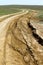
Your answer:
[0,5,21,15]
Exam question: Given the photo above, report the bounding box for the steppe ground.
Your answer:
[0,5,43,65]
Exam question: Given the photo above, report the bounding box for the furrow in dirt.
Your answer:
[28,22,43,46]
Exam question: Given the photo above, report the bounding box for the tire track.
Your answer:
[0,9,25,22]
[0,10,28,65]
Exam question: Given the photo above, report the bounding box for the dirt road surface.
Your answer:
[0,10,43,65]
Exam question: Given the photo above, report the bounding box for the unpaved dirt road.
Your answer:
[0,9,24,22]
[0,10,28,65]
[0,10,43,65]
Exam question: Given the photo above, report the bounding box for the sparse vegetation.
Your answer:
[0,5,43,15]
[0,5,21,15]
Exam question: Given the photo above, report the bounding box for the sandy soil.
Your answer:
[0,10,43,65]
